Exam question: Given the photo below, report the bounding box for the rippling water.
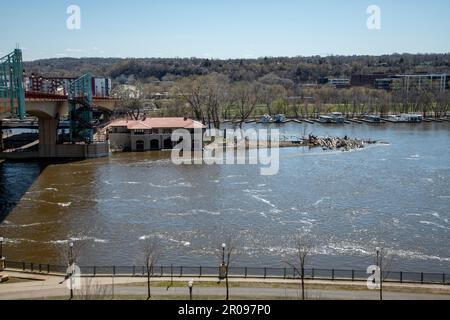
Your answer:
[1,122,449,272]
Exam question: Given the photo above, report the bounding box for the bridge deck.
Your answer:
[25,91,118,102]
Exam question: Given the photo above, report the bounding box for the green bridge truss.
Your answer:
[1,49,95,143]
[68,73,94,144]
[0,49,26,119]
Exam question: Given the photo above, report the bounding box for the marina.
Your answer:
[222,116,449,126]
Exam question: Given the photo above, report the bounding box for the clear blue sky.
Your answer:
[1,0,450,61]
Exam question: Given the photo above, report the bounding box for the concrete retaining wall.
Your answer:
[0,142,110,160]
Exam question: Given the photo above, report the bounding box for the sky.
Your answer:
[1,0,450,61]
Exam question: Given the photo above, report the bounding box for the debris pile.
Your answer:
[308,135,366,151]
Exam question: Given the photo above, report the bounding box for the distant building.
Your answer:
[352,73,449,91]
[108,117,206,152]
[375,74,449,92]
[395,74,448,92]
[25,74,112,97]
[374,78,395,90]
[351,74,386,87]
[319,77,351,88]
[148,92,172,100]
[114,84,142,99]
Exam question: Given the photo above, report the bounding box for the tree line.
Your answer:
[24,54,450,126]
[112,73,450,128]
[25,53,450,83]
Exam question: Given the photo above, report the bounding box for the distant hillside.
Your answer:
[23,53,450,84]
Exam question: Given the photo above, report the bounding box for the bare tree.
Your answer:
[175,76,207,123]
[204,73,229,129]
[142,236,162,300]
[175,74,230,129]
[435,91,450,117]
[79,278,112,300]
[123,98,143,120]
[219,236,238,301]
[374,246,393,301]
[230,82,262,128]
[285,234,314,300]
[112,84,144,120]
[261,84,286,116]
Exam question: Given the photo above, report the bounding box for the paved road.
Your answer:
[1,272,449,300]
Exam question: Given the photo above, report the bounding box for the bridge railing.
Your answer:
[4,260,450,286]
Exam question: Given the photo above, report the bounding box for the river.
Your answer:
[1,122,449,272]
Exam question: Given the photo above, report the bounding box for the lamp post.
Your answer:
[0,237,4,272]
[0,237,4,259]
[375,247,380,267]
[69,242,74,265]
[69,242,74,300]
[222,243,226,265]
[375,246,382,300]
[188,279,194,301]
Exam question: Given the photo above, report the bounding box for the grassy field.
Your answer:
[117,280,450,295]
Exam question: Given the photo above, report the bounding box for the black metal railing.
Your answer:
[4,260,449,286]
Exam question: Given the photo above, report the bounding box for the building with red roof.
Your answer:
[108,117,206,152]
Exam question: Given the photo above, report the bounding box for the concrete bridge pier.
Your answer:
[0,99,116,159]
[38,117,58,158]
[35,115,110,159]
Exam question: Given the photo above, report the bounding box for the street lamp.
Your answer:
[188,279,194,301]
[222,243,226,265]
[375,246,382,300]
[0,237,4,259]
[68,242,74,300]
[69,242,74,265]
[375,247,380,267]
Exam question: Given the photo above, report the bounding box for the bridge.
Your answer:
[1,49,118,159]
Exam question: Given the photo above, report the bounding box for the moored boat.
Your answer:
[274,114,286,123]
[388,115,401,122]
[401,113,423,123]
[387,114,423,123]
[319,112,345,124]
[364,115,382,123]
[260,114,272,123]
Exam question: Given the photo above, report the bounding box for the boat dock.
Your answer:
[381,118,397,123]
[360,119,386,124]
[347,119,363,124]
[220,116,449,126]
[427,118,443,123]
